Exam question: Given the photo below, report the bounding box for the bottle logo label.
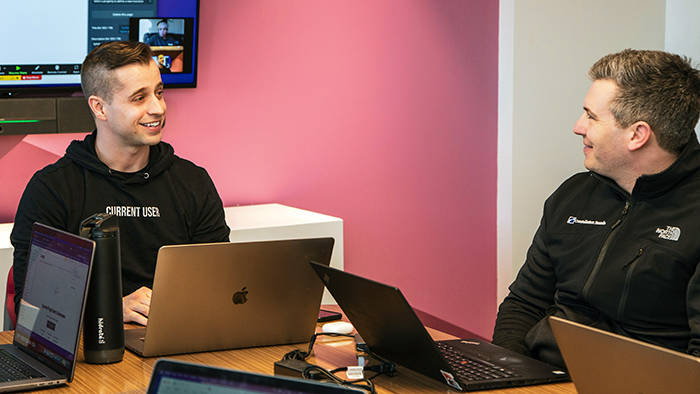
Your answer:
[97,317,105,344]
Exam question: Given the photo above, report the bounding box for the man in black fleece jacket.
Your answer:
[493,49,700,368]
[11,41,230,326]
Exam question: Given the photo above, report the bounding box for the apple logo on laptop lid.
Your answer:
[232,287,249,305]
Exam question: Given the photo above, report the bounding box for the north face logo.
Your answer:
[656,226,681,241]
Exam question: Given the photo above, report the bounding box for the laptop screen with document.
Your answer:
[14,223,94,379]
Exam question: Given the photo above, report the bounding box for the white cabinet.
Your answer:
[225,204,343,305]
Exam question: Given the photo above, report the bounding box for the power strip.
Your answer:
[274,359,323,380]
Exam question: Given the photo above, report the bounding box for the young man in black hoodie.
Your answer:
[10,41,230,326]
[493,49,700,367]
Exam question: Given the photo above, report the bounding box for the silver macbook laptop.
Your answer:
[0,223,95,392]
[549,316,700,394]
[146,359,362,393]
[125,237,334,357]
[310,262,569,391]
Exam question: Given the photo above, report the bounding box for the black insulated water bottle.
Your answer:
[80,213,124,364]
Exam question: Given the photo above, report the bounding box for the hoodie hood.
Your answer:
[65,130,176,185]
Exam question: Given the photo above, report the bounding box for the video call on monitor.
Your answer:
[0,0,200,92]
[130,17,195,75]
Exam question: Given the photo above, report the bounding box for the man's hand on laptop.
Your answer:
[123,286,152,325]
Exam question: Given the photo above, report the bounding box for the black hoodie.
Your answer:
[11,131,230,316]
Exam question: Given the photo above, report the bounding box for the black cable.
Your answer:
[303,364,376,394]
[282,333,355,361]
[329,360,396,379]
[358,350,396,377]
[279,332,393,394]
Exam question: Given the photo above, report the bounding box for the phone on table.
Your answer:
[317,309,342,322]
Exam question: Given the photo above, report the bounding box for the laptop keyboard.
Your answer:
[0,349,45,382]
[438,342,520,382]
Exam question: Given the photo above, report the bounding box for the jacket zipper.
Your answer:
[617,248,644,318]
[581,200,631,301]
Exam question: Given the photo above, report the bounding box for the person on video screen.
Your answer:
[146,20,181,46]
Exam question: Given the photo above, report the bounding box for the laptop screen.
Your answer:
[14,223,94,377]
[148,359,361,394]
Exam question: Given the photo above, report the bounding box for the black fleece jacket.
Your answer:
[493,134,700,368]
[11,131,230,316]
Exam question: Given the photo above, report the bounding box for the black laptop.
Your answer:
[146,359,363,393]
[0,223,95,392]
[310,262,569,391]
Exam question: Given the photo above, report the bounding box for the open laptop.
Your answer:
[0,223,95,392]
[549,316,700,394]
[125,237,334,357]
[146,358,362,393]
[310,262,569,391]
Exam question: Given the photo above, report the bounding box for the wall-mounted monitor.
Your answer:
[0,0,200,97]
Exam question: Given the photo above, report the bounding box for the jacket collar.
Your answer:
[592,133,700,199]
[633,132,700,198]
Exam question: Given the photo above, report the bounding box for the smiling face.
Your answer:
[100,60,167,149]
[573,80,632,179]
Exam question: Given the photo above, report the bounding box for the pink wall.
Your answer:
[0,0,499,337]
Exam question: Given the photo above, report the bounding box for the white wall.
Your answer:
[498,0,666,303]
[665,0,700,58]
[665,0,700,138]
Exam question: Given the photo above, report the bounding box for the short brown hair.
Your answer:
[589,49,700,154]
[81,41,153,103]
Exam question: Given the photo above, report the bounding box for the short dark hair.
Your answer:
[588,49,700,154]
[81,41,153,103]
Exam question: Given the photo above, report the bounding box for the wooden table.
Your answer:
[0,313,577,393]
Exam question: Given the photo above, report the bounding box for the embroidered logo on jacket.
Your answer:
[656,226,681,241]
[567,216,606,226]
